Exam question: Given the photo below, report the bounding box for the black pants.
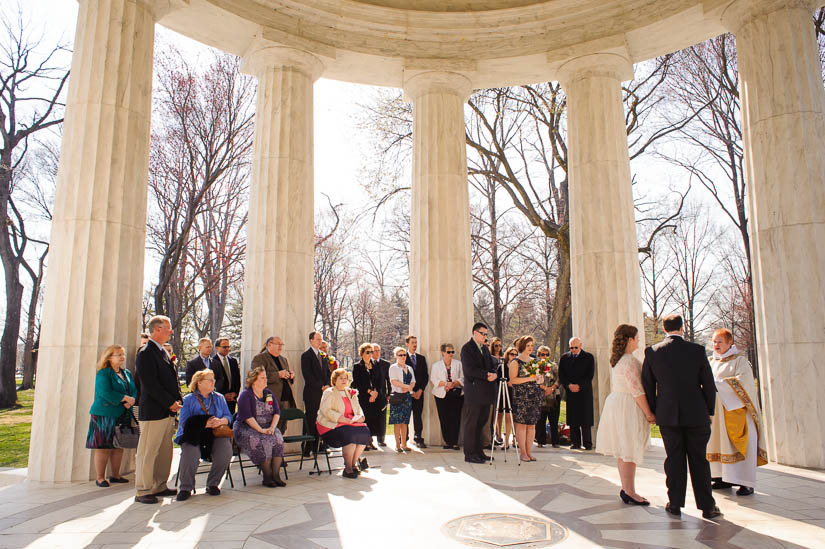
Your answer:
[536,402,560,445]
[363,404,383,442]
[411,394,425,441]
[569,423,592,449]
[660,424,715,510]
[462,403,491,458]
[435,392,463,446]
[377,406,387,443]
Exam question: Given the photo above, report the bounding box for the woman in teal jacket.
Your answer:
[86,345,138,487]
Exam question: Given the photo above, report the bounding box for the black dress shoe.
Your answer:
[416,441,428,448]
[378,441,387,447]
[108,476,128,484]
[551,444,560,448]
[342,470,358,479]
[95,480,110,488]
[712,479,734,489]
[464,456,485,464]
[702,506,723,519]
[582,446,593,451]
[206,486,220,496]
[665,503,681,517]
[153,488,177,497]
[736,486,754,496]
[451,445,461,450]
[443,444,452,449]
[175,490,191,501]
[478,454,492,461]
[134,495,158,504]
[569,445,582,450]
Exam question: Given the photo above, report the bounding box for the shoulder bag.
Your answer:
[196,393,234,438]
[113,410,140,449]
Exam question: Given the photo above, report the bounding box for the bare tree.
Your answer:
[147,48,254,354]
[0,8,68,406]
[313,206,351,355]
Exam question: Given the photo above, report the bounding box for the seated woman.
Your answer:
[234,366,286,487]
[317,368,372,478]
[86,345,137,487]
[174,369,233,501]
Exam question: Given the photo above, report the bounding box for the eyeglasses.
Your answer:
[445,350,455,354]
[396,353,407,357]
[364,350,373,354]
[475,330,488,337]
[570,346,580,350]
[218,345,230,348]
[538,353,549,357]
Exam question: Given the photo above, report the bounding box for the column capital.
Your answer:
[402,71,474,102]
[556,51,634,87]
[719,0,816,33]
[135,0,189,20]
[241,40,325,81]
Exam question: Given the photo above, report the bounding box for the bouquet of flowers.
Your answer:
[320,351,339,371]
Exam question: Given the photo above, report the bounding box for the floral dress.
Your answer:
[389,368,413,424]
[511,358,544,424]
[233,389,284,465]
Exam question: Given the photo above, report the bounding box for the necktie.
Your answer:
[410,353,416,366]
[222,356,231,384]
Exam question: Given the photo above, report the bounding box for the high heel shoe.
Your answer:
[620,490,650,506]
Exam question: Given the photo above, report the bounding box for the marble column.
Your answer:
[558,53,646,426]
[404,72,474,446]
[240,44,323,411]
[721,0,825,468]
[27,0,178,482]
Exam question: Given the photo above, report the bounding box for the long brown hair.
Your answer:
[609,324,638,367]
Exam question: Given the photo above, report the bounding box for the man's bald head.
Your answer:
[569,337,582,355]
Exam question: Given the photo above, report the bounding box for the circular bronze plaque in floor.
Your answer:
[442,513,568,547]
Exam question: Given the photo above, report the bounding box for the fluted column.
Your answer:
[240,43,323,408]
[721,0,825,468]
[558,53,646,425]
[28,0,181,482]
[404,72,474,446]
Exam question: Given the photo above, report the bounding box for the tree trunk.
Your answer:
[0,267,24,406]
[547,236,571,362]
[20,271,43,390]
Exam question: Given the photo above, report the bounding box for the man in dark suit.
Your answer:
[252,336,296,430]
[405,335,430,448]
[211,337,241,413]
[558,338,595,450]
[301,331,328,451]
[134,315,182,504]
[460,322,499,463]
[185,337,215,386]
[642,314,721,519]
[373,343,392,447]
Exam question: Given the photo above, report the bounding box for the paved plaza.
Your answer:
[0,440,823,548]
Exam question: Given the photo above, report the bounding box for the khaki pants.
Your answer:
[135,416,175,497]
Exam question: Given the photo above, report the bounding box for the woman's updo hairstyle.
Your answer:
[609,324,638,367]
[513,336,534,354]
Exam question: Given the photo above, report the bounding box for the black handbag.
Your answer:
[388,392,406,406]
[113,411,140,449]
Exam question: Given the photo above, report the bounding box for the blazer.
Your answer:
[375,358,392,396]
[185,355,213,386]
[210,354,241,396]
[136,340,183,421]
[251,351,295,405]
[351,359,387,410]
[459,339,498,405]
[89,367,137,417]
[301,347,327,409]
[317,386,365,430]
[641,335,716,427]
[405,352,429,393]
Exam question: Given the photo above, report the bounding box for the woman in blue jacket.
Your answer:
[86,345,137,487]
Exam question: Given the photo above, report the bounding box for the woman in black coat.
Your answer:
[351,343,386,451]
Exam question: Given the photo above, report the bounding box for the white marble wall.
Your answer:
[558,52,646,426]
[721,0,825,468]
[405,72,475,446]
[28,0,162,482]
[240,43,324,407]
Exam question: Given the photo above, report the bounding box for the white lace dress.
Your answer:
[595,354,650,464]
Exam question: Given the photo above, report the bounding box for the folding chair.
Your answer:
[312,435,345,476]
[280,408,321,479]
[174,449,234,489]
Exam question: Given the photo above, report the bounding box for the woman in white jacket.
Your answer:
[430,343,464,450]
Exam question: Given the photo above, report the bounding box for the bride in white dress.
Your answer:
[596,324,656,505]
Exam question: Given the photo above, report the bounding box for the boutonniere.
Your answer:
[349,389,357,398]
[169,354,177,364]
[265,394,274,407]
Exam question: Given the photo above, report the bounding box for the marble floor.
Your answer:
[0,440,823,548]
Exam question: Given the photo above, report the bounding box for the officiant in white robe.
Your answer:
[707,329,767,495]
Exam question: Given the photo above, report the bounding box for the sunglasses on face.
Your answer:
[364,350,373,354]
[445,350,455,354]
[538,353,549,357]
[570,346,580,350]
[397,353,407,357]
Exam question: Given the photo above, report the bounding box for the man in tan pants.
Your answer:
[134,316,182,504]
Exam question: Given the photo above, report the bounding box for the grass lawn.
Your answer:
[0,389,34,467]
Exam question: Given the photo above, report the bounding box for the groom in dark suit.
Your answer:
[301,331,329,449]
[642,314,721,519]
[460,322,499,463]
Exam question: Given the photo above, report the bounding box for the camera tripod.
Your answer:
[490,377,519,465]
